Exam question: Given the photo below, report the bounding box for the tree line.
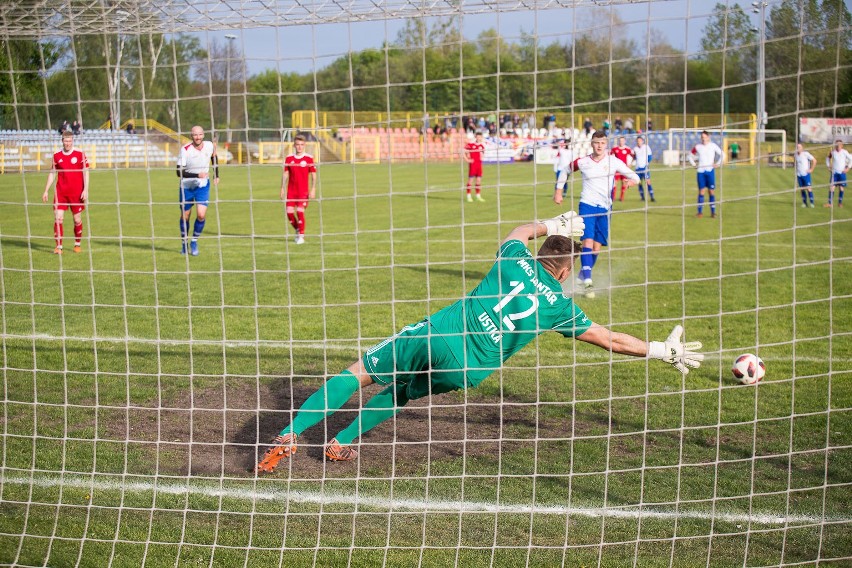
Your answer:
[0,1,848,138]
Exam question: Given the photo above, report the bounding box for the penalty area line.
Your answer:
[1,474,837,526]
[13,332,852,364]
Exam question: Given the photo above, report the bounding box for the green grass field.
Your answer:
[1,161,850,567]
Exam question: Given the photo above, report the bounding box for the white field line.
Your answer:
[1,473,837,526]
[9,332,852,364]
[10,332,852,363]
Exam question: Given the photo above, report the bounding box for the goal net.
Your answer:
[1,1,850,566]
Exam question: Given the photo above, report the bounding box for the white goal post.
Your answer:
[663,128,789,168]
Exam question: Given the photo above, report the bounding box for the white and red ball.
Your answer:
[732,353,766,384]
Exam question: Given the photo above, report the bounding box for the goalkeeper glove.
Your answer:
[542,211,585,239]
[648,325,704,375]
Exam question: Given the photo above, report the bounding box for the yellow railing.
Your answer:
[96,118,191,145]
[293,110,756,133]
[255,141,320,164]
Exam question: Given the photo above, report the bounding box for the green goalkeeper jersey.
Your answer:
[429,239,592,387]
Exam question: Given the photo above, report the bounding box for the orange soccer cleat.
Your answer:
[256,433,297,473]
[324,438,359,462]
[73,245,82,253]
[53,246,63,255]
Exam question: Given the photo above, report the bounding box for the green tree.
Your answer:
[0,38,62,129]
[697,3,758,115]
[765,0,851,133]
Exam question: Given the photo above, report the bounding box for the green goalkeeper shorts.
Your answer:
[362,318,468,400]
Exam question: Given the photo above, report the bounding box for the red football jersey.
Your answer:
[610,146,634,165]
[284,153,316,196]
[53,149,89,194]
[465,142,485,164]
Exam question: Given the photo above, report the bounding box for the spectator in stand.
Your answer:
[624,117,634,134]
[71,120,82,135]
[107,112,114,130]
[512,113,520,129]
[583,118,593,136]
[126,122,136,135]
[57,120,69,135]
[614,117,623,134]
[646,119,654,132]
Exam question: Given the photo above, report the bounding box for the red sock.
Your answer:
[74,222,83,245]
[287,212,298,230]
[297,211,306,235]
[466,182,471,194]
[54,222,63,247]
[475,184,481,195]
[620,185,626,200]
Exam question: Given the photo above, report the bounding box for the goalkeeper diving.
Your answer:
[257,213,704,470]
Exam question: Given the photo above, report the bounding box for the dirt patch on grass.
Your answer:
[100,374,574,479]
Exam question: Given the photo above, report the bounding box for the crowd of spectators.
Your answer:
[424,113,658,140]
[425,112,566,138]
[57,120,83,135]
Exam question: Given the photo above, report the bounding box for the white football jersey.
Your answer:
[633,145,652,169]
[827,149,852,173]
[558,154,639,209]
[554,147,573,172]
[178,140,215,175]
[688,142,723,172]
[795,151,815,176]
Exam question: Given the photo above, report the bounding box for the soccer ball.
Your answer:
[731,353,766,384]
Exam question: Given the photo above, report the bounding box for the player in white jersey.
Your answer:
[553,130,639,298]
[687,131,723,218]
[794,143,816,208]
[176,125,219,255]
[632,136,655,202]
[825,139,851,208]
[553,138,574,198]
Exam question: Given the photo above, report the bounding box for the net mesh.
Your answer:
[1,0,851,566]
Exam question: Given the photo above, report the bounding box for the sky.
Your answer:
[192,0,804,77]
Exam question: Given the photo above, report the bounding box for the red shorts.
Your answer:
[55,191,85,214]
[468,162,483,177]
[286,191,309,209]
[614,173,626,182]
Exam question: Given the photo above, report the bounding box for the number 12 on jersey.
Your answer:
[493,281,538,331]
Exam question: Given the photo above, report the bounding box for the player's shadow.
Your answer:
[3,238,52,253]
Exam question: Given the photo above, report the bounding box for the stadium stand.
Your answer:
[0,129,175,171]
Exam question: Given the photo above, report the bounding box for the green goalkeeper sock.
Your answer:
[280,370,360,436]
[335,383,410,445]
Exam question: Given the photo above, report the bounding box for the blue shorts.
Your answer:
[636,167,651,181]
[797,174,812,188]
[832,172,847,188]
[696,170,715,190]
[579,202,610,247]
[179,180,211,211]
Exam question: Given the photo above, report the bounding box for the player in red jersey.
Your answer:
[42,131,89,254]
[280,135,317,244]
[610,136,635,202]
[463,131,485,202]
